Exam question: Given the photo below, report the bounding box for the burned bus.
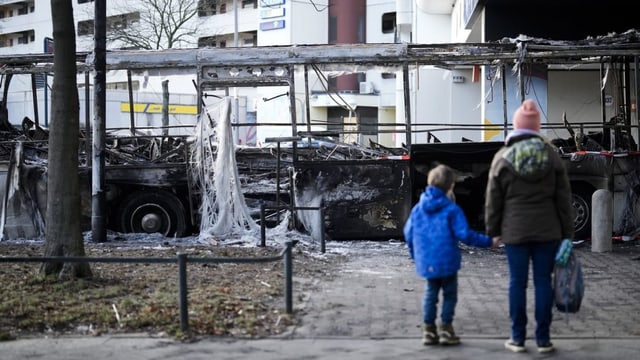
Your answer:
[1,36,640,241]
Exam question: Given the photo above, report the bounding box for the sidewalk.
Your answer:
[4,335,640,359]
[4,239,640,359]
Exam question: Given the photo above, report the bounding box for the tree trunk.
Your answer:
[41,0,92,279]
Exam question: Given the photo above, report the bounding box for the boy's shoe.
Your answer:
[422,324,439,345]
[537,342,555,353]
[504,339,526,353]
[438,323,461,345]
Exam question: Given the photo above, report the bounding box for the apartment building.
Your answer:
[0,0,637,147]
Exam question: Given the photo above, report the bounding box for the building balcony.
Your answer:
[0,0,34,18]
[199,6,258,36]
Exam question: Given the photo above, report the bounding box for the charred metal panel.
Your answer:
[294,160,411,240]
[561,152,611,190]
[105,164,188,187]
[409,142,503,231]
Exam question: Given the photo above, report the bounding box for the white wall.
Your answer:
[413,12,451,44]
[408,67,451,144]
[366,0,395,44]
[449,68,482,142]
[288,1,326,45]
[0,0,51,55]
[257,0,327,46]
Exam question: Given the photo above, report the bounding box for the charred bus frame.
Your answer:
[1,35,640,240]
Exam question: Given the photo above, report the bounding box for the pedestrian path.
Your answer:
[294,240,640,340]
[4,239,640,359]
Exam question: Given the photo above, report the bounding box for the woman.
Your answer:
[485,99,574,354]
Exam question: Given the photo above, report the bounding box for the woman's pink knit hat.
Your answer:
[512,99,541,132]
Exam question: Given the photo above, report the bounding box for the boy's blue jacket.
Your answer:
[404,185,492,279]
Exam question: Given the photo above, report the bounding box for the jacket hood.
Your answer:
[419,186,451,213]
[502,135,551,181]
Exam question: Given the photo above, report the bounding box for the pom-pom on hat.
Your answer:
[512,99,541,132]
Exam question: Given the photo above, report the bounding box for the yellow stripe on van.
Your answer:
[120,103,198,115]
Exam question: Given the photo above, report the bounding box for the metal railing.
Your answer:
[0,241,294,332]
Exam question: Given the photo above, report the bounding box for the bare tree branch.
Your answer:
[107,0,199,50]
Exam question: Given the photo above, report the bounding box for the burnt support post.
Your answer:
[30,74,39,127]
[91,0,107,243]
[260,202,266,247]
[162,79,169,136]
[320,204,326,254]
[402,63,411,146]
[284,241,293,314]
[127,70,135,135]
[265,136,301,225]
[178,253,189,332]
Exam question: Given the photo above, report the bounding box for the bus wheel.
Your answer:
[119,190,187,237]
[571,186,593,240]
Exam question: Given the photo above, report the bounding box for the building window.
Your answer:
[198,36,217,47]
[16,31,34,45]
[198,0,217,16]
[357,15,365,43]
[78,19,94,36]
[17,4,29,15]
[106,12,140,32]
[328,16,337,43]
[381,12,396,34]
[242,0,257,9]
[106,81,139,91]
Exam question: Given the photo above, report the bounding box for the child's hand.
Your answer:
[491,237,501,248]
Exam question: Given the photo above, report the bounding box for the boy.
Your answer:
[404,164,498,345]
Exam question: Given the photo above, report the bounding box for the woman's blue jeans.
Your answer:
[504,241,559,345]
[423,274,458,325]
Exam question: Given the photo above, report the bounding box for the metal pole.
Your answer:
[320,205,326,254]
[44,74,48,127]
[260,202,266,247]
[518,64,525,103]
[85,72,91,158]
[304,65,311,134]
[30,74,39,127]
[92,0,107,243]
[127,70,135,135]
[635,56,640,150]
[502,65,508,138]
[275,141,281,223]
[233,0,239,145]
[233,0,238,47]
[403,63,411,146]
[289,168,296,230]
[289,69,298,162]
[284,241,292,314]
[623,58,632,148]
[162,79,169,136]
[178,253,189,332]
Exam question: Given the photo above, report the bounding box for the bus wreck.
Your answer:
[1,33,640,242]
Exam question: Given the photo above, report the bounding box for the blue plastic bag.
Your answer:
[555,238,573,265]
[553,239,584,313]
